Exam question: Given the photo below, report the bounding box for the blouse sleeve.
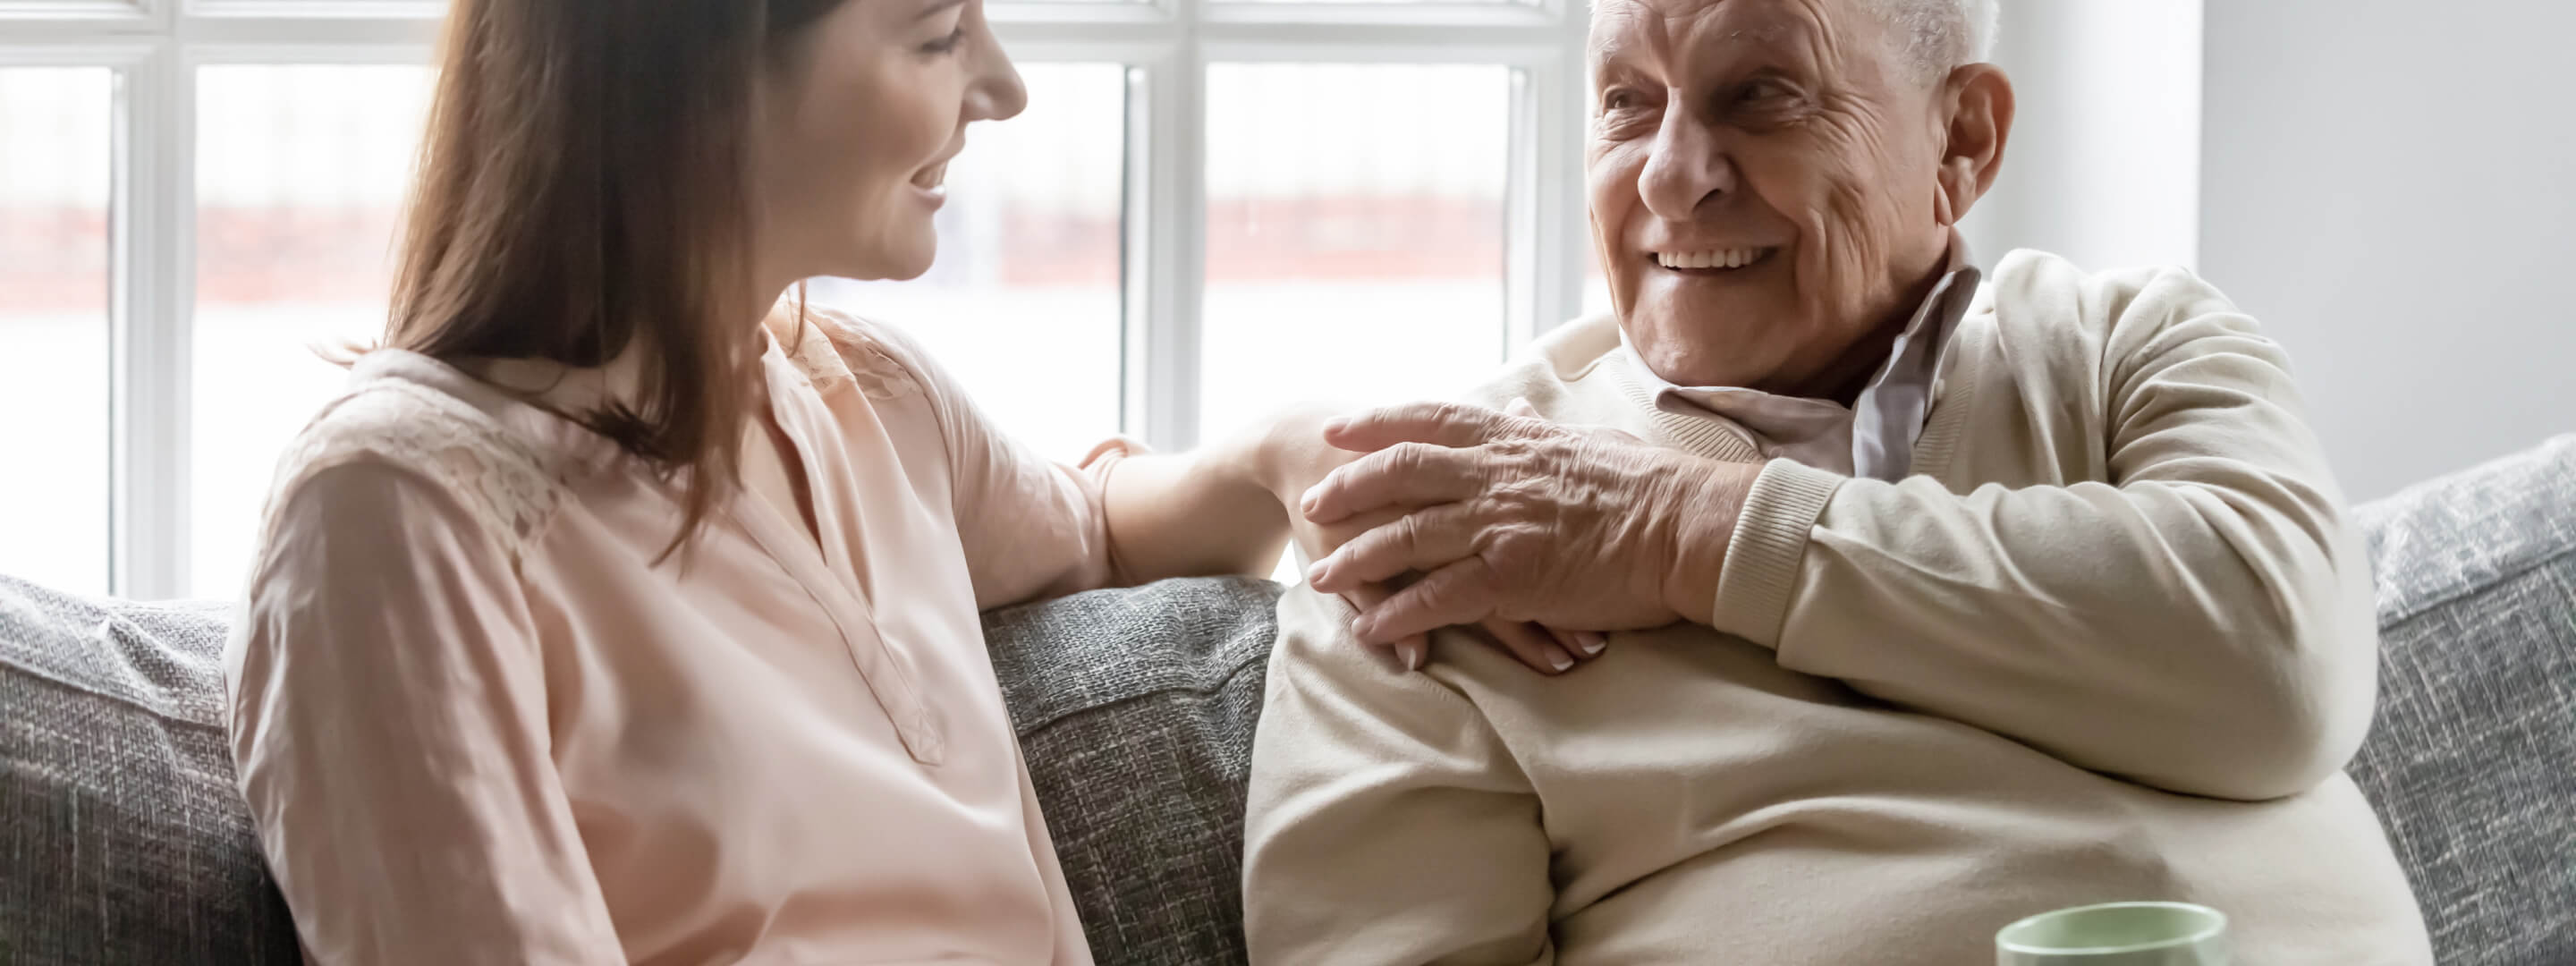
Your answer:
[225,459,626,964]
[839,316,1128,609]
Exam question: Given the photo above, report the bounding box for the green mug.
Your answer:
[1996,902,2229,966]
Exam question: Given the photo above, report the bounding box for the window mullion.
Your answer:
[1536,0,1591,335]
[1125,10,1205,451]
[1510,52,1589,350]
[1504,65,1540,352]
[109,37,190,599]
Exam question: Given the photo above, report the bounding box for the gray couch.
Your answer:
[4,436,2571,965]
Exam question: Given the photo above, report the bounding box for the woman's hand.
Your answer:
[1256,403,1606,675]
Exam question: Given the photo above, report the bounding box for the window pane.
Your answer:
[1201,63,1510,440]
[192,64,435,597]
[809,63,1125,463]
[0,68,113,596]
[1584,251,1613,318]
[1225,0,1526,5]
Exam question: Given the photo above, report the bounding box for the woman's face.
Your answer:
[753,0,1026,284]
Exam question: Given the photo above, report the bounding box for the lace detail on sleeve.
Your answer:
[262,377,567,564]
[777,307,923,402]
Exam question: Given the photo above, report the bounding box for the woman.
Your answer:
[223,0,1315,961]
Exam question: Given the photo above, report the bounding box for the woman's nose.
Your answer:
[968,32,1029,123]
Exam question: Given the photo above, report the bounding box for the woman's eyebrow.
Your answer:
[918,0,968,19]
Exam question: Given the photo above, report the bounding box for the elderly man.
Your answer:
[1240,0,2432,962]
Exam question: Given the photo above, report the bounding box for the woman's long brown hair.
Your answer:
[388,0,843,559]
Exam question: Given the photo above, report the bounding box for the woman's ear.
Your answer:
[1934,63,2014,227]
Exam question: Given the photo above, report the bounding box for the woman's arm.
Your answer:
[831,309,1335,604]
[1096,403,1343,583]
[228,460,624,964]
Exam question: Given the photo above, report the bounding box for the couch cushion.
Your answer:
[0,576,299,965]
[2351,434,2576,966]
[0,574,1277,966]
[981,575,1281,966]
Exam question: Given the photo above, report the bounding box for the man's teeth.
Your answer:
[1656,248,1773,270]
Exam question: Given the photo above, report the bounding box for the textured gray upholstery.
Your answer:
[0,438,2570,965]
[0,580,297,965]
[2349,435,2576,966]
[982,576,1281,966]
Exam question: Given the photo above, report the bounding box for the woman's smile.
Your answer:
[910,160,950,208]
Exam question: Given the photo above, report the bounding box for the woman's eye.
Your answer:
[919,27,967,55]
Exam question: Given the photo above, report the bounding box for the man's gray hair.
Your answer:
[1863,0,1999,82]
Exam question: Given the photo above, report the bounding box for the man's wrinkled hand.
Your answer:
[1260,403,1607,675]
[1300,401,1758,648]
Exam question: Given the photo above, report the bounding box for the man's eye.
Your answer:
[1602,89,1640,112]
[1737,80,1794,104]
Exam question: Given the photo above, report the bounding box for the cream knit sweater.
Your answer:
[1241,250,2432,965]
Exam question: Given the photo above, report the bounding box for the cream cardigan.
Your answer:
[1242,250,2432,965]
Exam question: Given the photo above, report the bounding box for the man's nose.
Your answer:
[1636,99,1734,221]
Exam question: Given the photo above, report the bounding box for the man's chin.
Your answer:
[1623,299,1801,387]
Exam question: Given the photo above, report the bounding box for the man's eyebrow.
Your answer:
[918,0,968,20]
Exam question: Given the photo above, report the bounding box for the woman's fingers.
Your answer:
[1546,625,1608,660]
[1478,618,1577,674]
[1335,580,1430,671]
[1542,624,1606,662]
[1392,633,1429,672]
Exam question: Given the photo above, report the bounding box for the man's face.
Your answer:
[1588,0,1954,393]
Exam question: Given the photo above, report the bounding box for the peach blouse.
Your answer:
[225,307,1116,964]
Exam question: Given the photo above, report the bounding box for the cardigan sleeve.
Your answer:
[1708,265,2379,802]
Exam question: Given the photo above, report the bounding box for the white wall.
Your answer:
[1962,0,2203,273]
[2199,0,2576,499]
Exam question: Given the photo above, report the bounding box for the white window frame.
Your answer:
[2,0,1596,598]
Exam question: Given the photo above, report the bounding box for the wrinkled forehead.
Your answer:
[1588,0,1843,74]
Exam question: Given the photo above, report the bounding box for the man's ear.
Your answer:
[1933,63,2013,227]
